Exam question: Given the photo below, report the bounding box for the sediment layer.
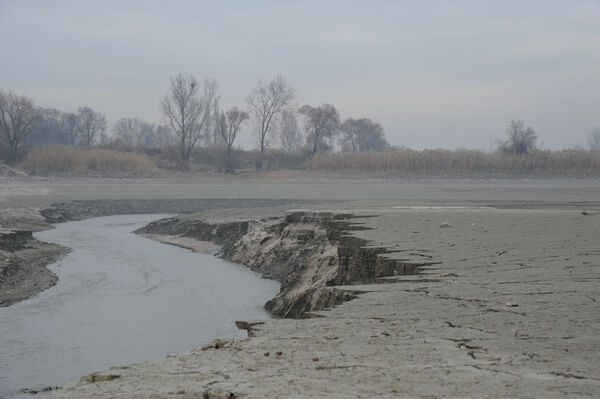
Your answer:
[0,229,68,307]
[138,210,435,318]
[40,199,311,223]
[0,199,317,307]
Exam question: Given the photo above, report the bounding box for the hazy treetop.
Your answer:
[1,0,598,150]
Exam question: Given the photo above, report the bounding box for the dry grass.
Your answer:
[305,149,600,177]
[151,147,309,172]
[20,145,158,175]
[18,145,600,177]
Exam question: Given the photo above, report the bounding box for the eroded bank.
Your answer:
[48,206,600,398]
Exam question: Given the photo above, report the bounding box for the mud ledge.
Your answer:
[0,199,321,307]
[39,199,314,223]
[0,229,68,307]
[138,210,437,318]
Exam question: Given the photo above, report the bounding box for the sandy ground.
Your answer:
[1,175,599,397]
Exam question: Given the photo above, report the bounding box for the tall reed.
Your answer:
[305,149,600,177]
[20,145,158,175]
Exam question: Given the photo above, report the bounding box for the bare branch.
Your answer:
[277,109,303,152]
[0,90,40,160]
[76,106,107,146]
[160,74,218,161]
[298,104,340,155]
[499,120,537,155]
[216,106,249,172]
[339,117,388,152]
[246,75,295,169]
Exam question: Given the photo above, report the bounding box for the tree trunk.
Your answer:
[226,147,233,173]
[256,138,265,170]
[10,140,18,162]
[180,137,187,161]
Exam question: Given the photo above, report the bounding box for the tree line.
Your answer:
[159,74,390,171]
[0,75,391,170]
[3,75,600,169]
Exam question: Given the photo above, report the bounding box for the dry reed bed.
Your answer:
[20,145,158,175]
[17,146,600,177]
[305,149,600,177]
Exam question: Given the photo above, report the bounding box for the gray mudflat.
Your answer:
[1,175,599,208]
[0,176,598,398]
[50,206,600,398]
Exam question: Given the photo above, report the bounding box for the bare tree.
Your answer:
[277,109,303,152]
[61,112,80,146]
[588,127,600,151]
[152,125,173,147]
[216,107,249,172]
[112,117,158,150]
[138,121,160,148]
[160,74,218,162]
[202,101,222,149]
[113,117,137,148]
[499,120,537,155]
[76,106,107,146]
[298,104,340,155]
[339,117,389,152]
[246,76,295,169]
[34,108,64,146]
[0,90,40,160]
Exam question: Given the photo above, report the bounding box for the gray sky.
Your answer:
[1,0,599,150]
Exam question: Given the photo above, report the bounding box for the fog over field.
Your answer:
[1,0,599,150]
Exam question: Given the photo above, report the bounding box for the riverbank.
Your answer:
[1,175,599,397]
[0,199,316,308]
[51,205,600,398]
[0,215,280,398]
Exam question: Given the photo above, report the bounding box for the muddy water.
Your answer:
[0,215,279,398]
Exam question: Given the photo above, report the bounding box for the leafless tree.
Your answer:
[35,109,86,147]
[216,107,249,172]
[202,101,222,149]
[277,109,303,152]
[152,125,173,147]
[160,74,218,162]
[298,104,340,155]
[498,120,537,155]
[246,76,295,169]
[113,117,137,148]
[139,121,160,148]
[34,108,64,146]
[339,117,389,152]
[61,112,80,146]
[76,106,107,146]
[0,90,40,160]
[588,127,600,151]
[112,117,158,150]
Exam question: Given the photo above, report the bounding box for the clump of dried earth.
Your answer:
[0,207,66,306]
[49,206,600,398]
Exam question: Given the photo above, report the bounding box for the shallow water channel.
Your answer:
[0,214,280,398]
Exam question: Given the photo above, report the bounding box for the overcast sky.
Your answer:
[1,0,599,150]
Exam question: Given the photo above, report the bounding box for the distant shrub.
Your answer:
[305,149,600,177]
[185,147,308,171]
[20,145,158,175]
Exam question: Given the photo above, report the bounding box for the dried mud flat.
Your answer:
[1,175,599,398]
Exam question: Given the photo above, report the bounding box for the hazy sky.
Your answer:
[1,0,599,150]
